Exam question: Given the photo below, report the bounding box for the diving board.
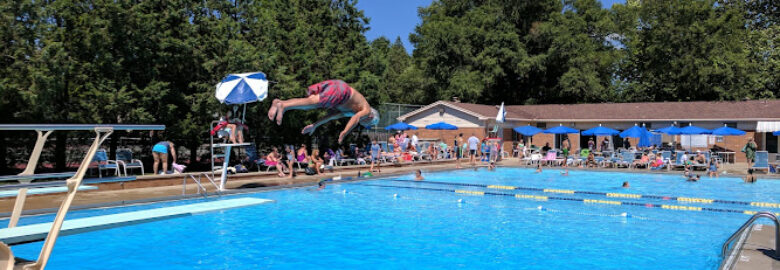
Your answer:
[0,197,272,245]
[0,186,97,198]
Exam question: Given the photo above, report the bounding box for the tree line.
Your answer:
[0,0,776,172]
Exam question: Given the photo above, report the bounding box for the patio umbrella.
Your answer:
[678,124,711,151]
[543,124,579,134]
[513,125,543,136]
[775,131,780,136]
[652,125,683,135]
[385,122,418,131]
[215,72,269,105]
[425,122,458,130]
[620,125,653,148]
[582,125,619,136]
[711,125,746,155]
[619,125,649,138]
[711,126,746,136]
[426,122,458,145]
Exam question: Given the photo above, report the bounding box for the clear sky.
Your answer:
[357,0,626,54]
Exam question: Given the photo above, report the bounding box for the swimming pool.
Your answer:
[6,168,779,269]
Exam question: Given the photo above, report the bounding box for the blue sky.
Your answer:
[357,0,626,53]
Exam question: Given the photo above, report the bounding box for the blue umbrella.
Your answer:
[582,125,619,136]
[619,125,649,138]
[543,125,579,134]
[215,72,268,104]
[711,126,746,136]
[653,125,683,135]
[513,125,543,136]
[679,125,712,135]
[425,122,458,130]
[385,122,418,131]
[775,131,780,136]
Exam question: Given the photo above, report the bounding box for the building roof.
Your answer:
[398,100,780,122]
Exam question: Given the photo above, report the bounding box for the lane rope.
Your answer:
[384,179,780,209]
[358,183,780,217]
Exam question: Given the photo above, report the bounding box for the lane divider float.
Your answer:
[360,183,780,216]
[386,180,779,209]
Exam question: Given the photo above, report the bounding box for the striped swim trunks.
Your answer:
[307,80,353,109]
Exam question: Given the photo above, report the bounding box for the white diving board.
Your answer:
[0,124,165,131]
[0,186,97,198]
[0,197,272,245]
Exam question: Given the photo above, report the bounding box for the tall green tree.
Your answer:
[614,0,759,101]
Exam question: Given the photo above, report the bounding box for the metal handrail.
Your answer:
[182,172,222,198]
[721,211,779,258]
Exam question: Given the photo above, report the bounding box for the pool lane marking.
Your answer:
[385,180,777,208]
[360,183,780,216]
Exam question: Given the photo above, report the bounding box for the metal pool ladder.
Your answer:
[721,211,779,259]
[182,172,222,198]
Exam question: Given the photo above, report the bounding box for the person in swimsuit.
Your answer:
[152,140,177,175]
[415,169,424,181]
[455,134,463,169]
[370,140,381,173]
[267,79,379,143]
[744,169,756,183]
[265,147,287,178]
[708,158,719,177]
[297,144,309,165]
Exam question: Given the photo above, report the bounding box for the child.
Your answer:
[744,169,756,183]
[708,158,719,177]
[415,170,424,181]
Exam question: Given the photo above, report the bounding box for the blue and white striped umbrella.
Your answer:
[215,72,269,104]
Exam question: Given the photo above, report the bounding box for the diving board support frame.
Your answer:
[212,143,250,191]
[19,130,54,178]
[0,124,164,270]
[26,128,113,270]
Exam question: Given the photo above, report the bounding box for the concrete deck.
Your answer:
[730,225,779,270]
[0,158,777,216]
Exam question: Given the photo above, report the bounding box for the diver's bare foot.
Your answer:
[274,101,285,125]
[267,99,281,122]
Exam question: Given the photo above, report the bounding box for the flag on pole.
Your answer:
[496,102,506,123]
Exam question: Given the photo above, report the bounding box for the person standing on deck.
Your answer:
[561,137,571,167]
[411,133,419,152]
[468,133,480,166]
[742,137,757,168]
[370,140,381,173]
[152,135,177,175]
[455,133,464,168]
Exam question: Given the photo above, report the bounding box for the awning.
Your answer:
[756,121,780,132]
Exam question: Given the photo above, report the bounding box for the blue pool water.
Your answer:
[6,168,780,269]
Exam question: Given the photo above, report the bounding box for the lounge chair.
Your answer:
[752,151,770,172]
[541,151,562,166]
[91,149,120,177]
[670,151,687,171]
[660,151,672,163]
[614,152,635,168]
[116,149,144,176]
[244,145,266,172]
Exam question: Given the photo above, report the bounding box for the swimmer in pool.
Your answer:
[622,181,629,188]
[560,169,569,176]
[317,180,327,190]
[414,170,424,181]
[535,163,542,173]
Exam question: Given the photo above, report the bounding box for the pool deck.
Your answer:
[0,158,778,216]
[728,224,779,270]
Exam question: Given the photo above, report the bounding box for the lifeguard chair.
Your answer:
[211,72,269,191]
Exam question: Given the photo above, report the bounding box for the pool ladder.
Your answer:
[182,172,222,198]
[720,211,779,263]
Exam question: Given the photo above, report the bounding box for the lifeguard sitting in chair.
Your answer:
[210,110,247,144]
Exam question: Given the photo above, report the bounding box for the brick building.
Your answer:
[397,99,780,163]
